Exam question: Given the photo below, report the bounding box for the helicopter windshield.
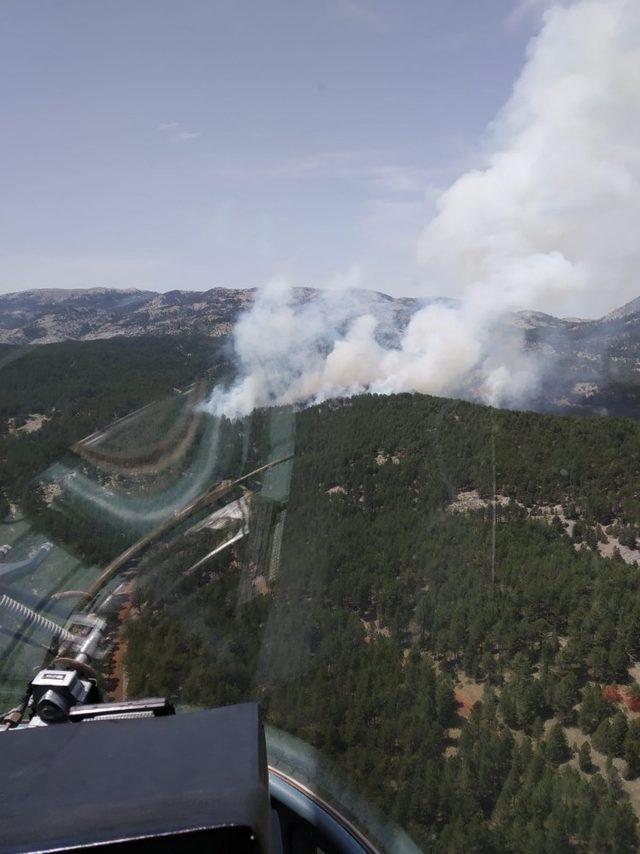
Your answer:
[2,1,640,852]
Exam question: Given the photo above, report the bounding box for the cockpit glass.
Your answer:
[2,1,640,851]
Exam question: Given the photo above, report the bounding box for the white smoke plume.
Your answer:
[208,0,640,419]
[207,280,539,417]
[419,0,640,319]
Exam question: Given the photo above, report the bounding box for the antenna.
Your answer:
[491,426,497,589]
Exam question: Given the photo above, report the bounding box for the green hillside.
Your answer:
[0,336,227,553]
[125,393,640,851]
[4,343,640,850]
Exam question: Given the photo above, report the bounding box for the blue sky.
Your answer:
[0,1,544,295]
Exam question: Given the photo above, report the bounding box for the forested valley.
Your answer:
[4,342,640,850]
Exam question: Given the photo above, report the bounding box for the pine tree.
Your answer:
[619,525,637,550]
[553,672,578,723]
[546,723,570,766]
[623,729,640,780]
[585,526,598,550]
[592,719,614,757]
[609,641,629,682]
[579,685,610,735]
[606,761,624,799]
[578,740,593,773]
[590,797,638,854]
[609,710,628,758]
[589,646,609,681]
[0,490,9,521]
[531,716,545,741]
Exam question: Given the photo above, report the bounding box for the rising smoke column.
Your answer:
[208,0,640,419]
[207,277,540,418]
[418,0,640,319]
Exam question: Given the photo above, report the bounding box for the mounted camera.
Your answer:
[0,607,376,853]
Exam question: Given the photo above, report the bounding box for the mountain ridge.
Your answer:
[0,286,426,346]
[2,286,640,418]
[0,285,630,346]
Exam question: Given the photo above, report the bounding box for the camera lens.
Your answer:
[37,691,70,723]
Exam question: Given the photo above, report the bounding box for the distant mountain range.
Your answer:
[2,286,640,417]
[0,287,257,345]
[0,286,429,346]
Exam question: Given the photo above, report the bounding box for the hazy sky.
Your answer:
[1,1,547,296]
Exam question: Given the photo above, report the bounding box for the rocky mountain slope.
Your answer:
[0,287,255,344]
[2,286,640,417]
[0,286,426,346]
[517,300,640,417]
